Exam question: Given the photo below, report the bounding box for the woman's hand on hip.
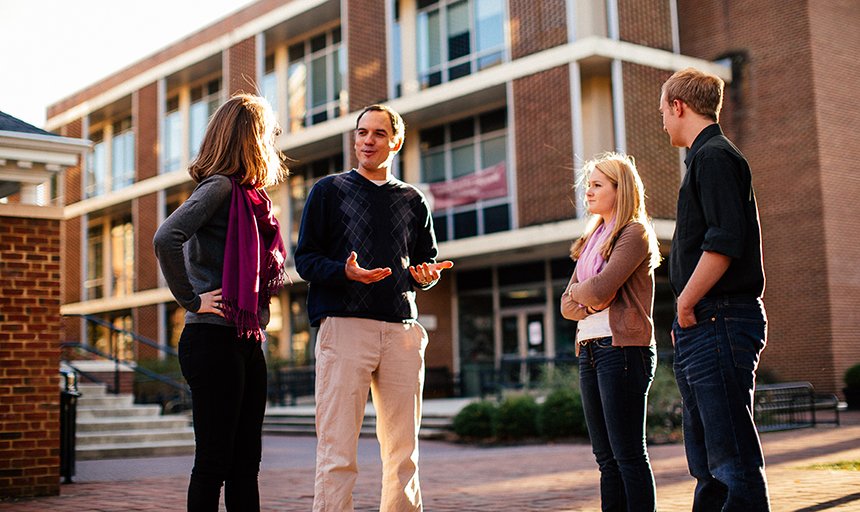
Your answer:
[198,288,225,317]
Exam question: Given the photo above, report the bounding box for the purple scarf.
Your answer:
[221,177,288,341]
[576,218,616,283]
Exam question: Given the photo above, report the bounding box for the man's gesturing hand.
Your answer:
[345,251,392,283]
[409,261,454,285]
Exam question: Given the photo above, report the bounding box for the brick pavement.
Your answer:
[3,411,859,511]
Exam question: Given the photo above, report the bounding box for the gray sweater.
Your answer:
[153,174,268,328]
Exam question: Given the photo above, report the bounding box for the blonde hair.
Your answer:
[570,153,660,270]
[188,94,287,188]
[662,67,724,123]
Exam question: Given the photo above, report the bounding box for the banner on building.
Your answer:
[427,162,507,211]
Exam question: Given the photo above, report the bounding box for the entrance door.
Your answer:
[499,309,546,386]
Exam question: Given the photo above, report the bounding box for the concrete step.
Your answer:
[77,428,195,447]
[76,440,196,461]
[77,416,191,433]
[77,404,163,419]
[77,394,135,408]
[262,410,452,439]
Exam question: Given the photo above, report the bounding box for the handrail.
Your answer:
[60,314,190,407]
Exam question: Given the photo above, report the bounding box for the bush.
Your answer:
[646,361,683,443]
[452,400,497,440]
[844,363,860,389]
[494,394,539,441]
[537,386,588,439]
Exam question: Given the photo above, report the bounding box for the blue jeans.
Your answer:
[673,296,770,512]
[580,337,657,512]
[179,323,268,512]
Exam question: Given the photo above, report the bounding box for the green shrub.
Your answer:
[844,363,860,389]
[538,386,588,439]
[646,361,683,443]
[452,400,497,440]
[494,394,539,441]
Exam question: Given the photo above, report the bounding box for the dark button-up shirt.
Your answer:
[669,124,765,298]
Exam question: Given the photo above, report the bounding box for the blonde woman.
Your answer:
[561,153,660,512]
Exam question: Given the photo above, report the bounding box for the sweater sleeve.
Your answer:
[409,192,440,290]
[567,223,649,308]
[560,272,589,321]
[294,179,352,286]
[153,176,232,313]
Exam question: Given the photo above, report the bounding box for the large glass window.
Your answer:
[420,108,509,241]
[85,226,104,300]
[111,118,134,190]
[111,218,134,297]
[288,154,344,253]
[413,0,505,90]
[261,53,278,120]
[189,79,221,158]
[163,96,182,173]
[85,132,107,198]
[286,27,345,132]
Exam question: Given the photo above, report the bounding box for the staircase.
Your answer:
[75,382,196,460]
[263,398,472,439]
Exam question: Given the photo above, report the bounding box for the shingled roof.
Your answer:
[0,110,56,137]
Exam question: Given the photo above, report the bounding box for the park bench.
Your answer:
[754,381,840,432]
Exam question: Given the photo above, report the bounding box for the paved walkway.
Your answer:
[3,410,859,511]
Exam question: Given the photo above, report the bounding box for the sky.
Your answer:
[0,0,256,129]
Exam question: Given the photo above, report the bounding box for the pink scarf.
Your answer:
[221,177,288,341]
[576,218,616,283]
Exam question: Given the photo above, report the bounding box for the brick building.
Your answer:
[45,0,859,399]
[0,112,89,497]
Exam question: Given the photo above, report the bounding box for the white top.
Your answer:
[576,308,612,343]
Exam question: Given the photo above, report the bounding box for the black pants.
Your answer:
[178,323,268,512]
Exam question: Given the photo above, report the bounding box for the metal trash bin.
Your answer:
[59,369,81,484]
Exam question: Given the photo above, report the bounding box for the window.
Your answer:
[111,218,134,297]
[288,154,344,253]
[163,96,182,173]
[85,132,107,198]
[189,79,221,158]
[85,226,104,300]
[111,118,134,190]
[420,108,509,241]
[413,0,505,91]
[261,53,279,120]
[286,27,345,132]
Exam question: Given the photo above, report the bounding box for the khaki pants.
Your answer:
[313,317,427,512]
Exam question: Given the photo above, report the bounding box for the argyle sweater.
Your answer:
[294,170,439,327]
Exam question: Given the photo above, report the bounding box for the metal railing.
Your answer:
[60,314,190,412]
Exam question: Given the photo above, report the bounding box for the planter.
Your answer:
[843,387,860,410]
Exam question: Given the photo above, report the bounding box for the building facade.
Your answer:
[47,0,860,397]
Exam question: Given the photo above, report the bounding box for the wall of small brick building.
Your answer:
[675,0,860,394]
[347,0,388,112]
[227,37,258,97]
[0,215,63,498]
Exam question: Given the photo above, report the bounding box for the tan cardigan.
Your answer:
[560,222,656,354]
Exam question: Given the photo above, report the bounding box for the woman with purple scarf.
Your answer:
[154,94,287,512]
[561,153,661,512]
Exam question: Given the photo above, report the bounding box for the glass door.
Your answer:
[499,308,546,386]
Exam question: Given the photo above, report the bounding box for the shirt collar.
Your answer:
[685,123,723,168]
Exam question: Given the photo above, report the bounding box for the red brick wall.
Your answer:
[0,216,63,498]
[618,0,673,51]
[417,276,454,371]
[676,0,858,393]
[136,83,159,181]
[621,63,678,220]
[509,0,568,59]
[513,66,575,227]
[58,120,83,343]
[227,37,258,97]
[346,0,388,112]
[808,2,860,395]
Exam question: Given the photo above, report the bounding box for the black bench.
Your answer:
[754,381,839,432]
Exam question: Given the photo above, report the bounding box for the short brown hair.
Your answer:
[662,68,725,123]
[188,94,286,188]
[356,104,405,146]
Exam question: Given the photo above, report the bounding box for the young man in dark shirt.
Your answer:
[660,68,770,511]
[295,105,452,512]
